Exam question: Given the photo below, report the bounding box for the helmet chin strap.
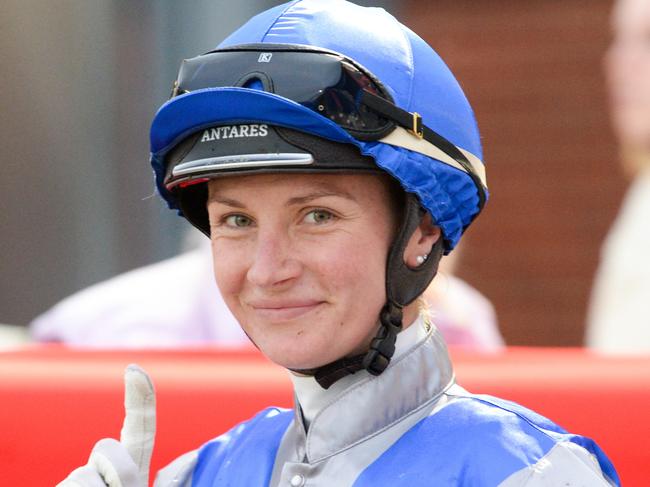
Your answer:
[293,194,444,389]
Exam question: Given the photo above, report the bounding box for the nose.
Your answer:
[246,229,301,289]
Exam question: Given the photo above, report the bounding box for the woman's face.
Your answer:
[605,0,650,147]
[207,173,407,370]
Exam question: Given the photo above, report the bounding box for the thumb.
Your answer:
[120,364,156,485]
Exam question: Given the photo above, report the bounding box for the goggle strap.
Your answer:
[361,90,486,210]
[379,127,487,189]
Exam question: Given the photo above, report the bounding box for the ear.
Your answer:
[403,213,442,269]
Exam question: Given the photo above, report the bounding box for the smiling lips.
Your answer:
[248,300,325,321]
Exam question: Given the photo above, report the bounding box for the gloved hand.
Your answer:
[57,364,156,487]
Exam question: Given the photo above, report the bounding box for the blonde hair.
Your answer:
[417,296,432,320]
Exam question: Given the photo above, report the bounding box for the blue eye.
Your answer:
[304,209,334,224]
[225,214,252,227]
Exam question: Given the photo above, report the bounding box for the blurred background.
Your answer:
[0,0,624,346]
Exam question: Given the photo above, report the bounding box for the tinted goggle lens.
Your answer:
[168,45,487,213]
[173,47,394,138]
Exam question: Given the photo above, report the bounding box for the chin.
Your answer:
[269,350,333,371]
[268,355,321,371]
[262,340,344,371]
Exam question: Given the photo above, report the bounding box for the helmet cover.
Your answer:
[150,0,488,251]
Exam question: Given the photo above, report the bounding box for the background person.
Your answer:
[587,0,650,353]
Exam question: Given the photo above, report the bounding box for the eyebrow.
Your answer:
[208,196,246,209]
[209,187,359,209]
[286,189,358,206]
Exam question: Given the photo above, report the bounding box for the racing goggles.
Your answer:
[171,44,487,209]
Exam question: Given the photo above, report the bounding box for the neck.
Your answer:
[290,314,427,429]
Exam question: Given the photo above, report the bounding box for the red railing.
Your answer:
[0,346,647,486]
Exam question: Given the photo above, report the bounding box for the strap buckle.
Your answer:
[410,112,424,139]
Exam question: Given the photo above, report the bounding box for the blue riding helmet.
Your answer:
[150,0,487,252]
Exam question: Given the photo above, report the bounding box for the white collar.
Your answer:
[290,315,429,428]
[288,314,454,461]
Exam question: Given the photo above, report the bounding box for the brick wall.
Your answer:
[403,0,626,345]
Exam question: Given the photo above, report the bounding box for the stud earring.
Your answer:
[416,253,429,265]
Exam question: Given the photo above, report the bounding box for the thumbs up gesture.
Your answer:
[57,365,157,487]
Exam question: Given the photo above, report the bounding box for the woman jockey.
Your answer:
[59,1,618,485]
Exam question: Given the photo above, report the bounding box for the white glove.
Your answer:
[57,364,157,487]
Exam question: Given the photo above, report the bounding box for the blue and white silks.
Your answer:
[155,317,619,487]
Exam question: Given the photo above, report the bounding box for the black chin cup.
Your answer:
[359,194,444,378]
[386,194,444,308]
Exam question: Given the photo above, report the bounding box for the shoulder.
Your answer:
[442,393,566,434]
[358,393,618,486]
[29,247,224,346]
[156,407,293,487]
[499,441,619,486]
[433,394,617,485]
[405,394,565,467]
